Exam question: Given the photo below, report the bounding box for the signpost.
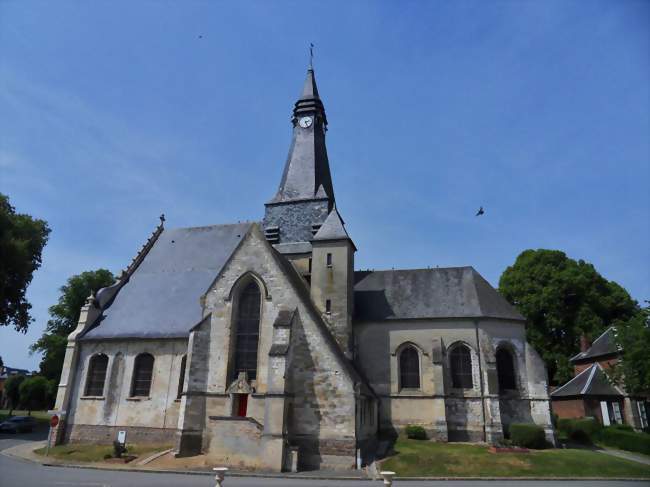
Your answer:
[46,415,59,456]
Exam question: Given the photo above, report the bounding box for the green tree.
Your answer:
[499,249,638,384]
[4,374,26,414]
[18,376,50,413]
[0,193,50,332]
[610,302,650,396]
[31,269,114,381]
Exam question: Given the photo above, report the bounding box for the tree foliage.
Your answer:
[0,193,50,332]
[499,249,638,384]
[4,374,26,413]
[31,269,114,381]
[610,303,650,396]
[18,375,51,412]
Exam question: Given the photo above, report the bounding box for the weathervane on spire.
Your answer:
[309,43,314,69]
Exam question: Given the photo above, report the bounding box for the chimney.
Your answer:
[579,334,591,353]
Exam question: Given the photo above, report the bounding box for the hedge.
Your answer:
[510,423,546,449]
[557,417,601,444]
[404,425,427,440]
[599,427,650,456]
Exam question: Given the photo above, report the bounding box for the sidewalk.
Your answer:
[1,441,369,480]
[599,448,650,467]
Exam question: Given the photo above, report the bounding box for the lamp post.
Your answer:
[213,467,228,487]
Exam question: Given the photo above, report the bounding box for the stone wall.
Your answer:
[64,338,187,445]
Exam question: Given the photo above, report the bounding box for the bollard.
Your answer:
[213,467,228,487]
[380,470,396,486]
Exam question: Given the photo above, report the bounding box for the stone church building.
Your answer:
[53,65,553,471]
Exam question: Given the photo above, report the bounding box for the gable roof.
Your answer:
[570,327,619,363]
[82,223,252,340]
[551,363,624,398]
[353,267,525,322]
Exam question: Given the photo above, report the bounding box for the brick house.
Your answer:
[551,327,649,430]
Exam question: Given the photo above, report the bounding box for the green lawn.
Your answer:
[34,443,172,463]
[381,439,650,478]
[0,409,50,423]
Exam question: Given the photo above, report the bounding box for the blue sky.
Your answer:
[1,1,648,370]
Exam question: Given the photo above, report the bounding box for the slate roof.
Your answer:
[570,327,619,363]
[268,67,334,204]
[82,223,252,340]
[312,207,354,246]
[353,267,525,322]
[551,363,624,398]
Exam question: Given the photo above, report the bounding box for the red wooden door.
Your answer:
[237,394,248,417]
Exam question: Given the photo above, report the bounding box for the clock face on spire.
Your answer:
[298,116,313,128]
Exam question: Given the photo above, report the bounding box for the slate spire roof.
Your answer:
[312,206,354,248]
[268,66,334,205]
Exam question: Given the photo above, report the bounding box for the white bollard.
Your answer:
[380,470,396,486]
[213,467,228,487]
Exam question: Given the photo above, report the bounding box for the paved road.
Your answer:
[0,429,646,487]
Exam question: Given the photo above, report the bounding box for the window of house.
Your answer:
[177,355,187,400]
[85,354,108,396]
[325,299,332,314]
[496,348,517,392]
[399,346,420,389]
[233,282,261,381]
[326,253,332,267]
[131,353,154,397]
[450,345,473,389]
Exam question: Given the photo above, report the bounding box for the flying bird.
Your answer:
[198,35,203,39]
[475,206,484,216]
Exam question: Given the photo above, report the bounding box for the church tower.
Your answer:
[263,65,335,252]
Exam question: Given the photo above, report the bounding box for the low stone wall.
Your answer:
[290,436,356,471]
[65,423,177,445]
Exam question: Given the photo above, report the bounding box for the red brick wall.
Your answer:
[551,399,585,419]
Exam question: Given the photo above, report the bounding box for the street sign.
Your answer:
[50,415,59,428]
[117,430,126,445]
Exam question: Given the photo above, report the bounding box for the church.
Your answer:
[53,64,554,471]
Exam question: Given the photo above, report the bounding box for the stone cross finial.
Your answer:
[309,43,314,69]
[159,213,165,226]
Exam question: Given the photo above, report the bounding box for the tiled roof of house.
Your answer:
[551,363,624,398]
[570,327,619,363]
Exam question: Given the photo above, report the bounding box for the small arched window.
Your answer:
[177,355,187,399]
[131,353,154,397]
[85,354,108,396]
[450,345,473,389]
[399,346,420,389]
[496,347,517,392]
[233,282,261,381]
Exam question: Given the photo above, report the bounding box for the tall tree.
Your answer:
[0,193,50,332]
[610,302,650,396]
[499,249,638,384]
[4,374,26,414]
[31,269,114,381]
[19,376,50,414]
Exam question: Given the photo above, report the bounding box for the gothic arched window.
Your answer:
[233,282,261,381]
[131,353,154,397]
[177,355,187,399]
[496,347,517,392]
[399,346,420,389]
[85,354,108,396]
[450,345,473,389]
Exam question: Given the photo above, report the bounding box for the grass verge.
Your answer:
[381,439,650,478]
[34,443,172,463]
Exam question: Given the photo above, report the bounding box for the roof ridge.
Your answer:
[121,215,166,280]
[355,266,474,273]
[167,221,258,232]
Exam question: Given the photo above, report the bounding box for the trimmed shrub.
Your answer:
[599,427,650,456]
[510,423,546,449]
[404,425,427,440]
[608,423,634,432]
[556,417,601,444]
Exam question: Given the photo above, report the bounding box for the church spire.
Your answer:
[267,65,334,206]
[263,62,336,247]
